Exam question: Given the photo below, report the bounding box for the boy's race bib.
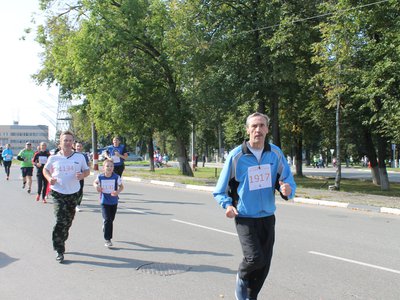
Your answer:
[101,179,115,194]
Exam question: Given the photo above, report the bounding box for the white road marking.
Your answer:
[172,219,238,236]
[309,251,400,275]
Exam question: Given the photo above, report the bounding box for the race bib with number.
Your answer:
[248,164,272,191]
[112,155,121,163]
[101,179,115,194]
[54,161,76,177]
[39,156,48,164]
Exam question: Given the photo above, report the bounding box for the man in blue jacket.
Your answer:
[213,112,296,300]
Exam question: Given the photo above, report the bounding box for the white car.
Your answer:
[125,153,144,161]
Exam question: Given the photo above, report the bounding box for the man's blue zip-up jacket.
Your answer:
[213,141,296,218]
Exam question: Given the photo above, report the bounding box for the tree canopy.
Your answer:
[34,0,400,188]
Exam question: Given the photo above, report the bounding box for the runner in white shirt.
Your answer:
[43,130,90,263]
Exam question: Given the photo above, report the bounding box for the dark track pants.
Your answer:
[113,165,124,177]
[36,173,48,199]
[3,161,11,177]
[235,215,276,299]
[102,204,118,240]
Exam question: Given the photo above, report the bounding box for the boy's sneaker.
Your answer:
[105,240,113,247]
[235,273,248,300]
[56,252,64,263]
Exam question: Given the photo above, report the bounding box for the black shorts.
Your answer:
[114,164,125,177]
[21,167,34,177]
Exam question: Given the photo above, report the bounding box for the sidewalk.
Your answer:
[122,175,400,216]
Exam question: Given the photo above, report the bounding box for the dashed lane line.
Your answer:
[309,251,400,275]
[171,219,238,236]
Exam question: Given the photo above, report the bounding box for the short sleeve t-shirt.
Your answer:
[106,145,127,166]
[18,149,35,168]
[96,172,122,205]
[44,152,89,194]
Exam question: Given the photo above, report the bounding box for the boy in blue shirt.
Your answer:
[93,159,124,247]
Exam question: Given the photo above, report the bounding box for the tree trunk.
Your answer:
[305,148,311,166]
[295,134,303,176]
[270,97,281,148]
[257,101,265,115]
[148,136,155,172]
[176,136,193,177]
[377,135,390,191]
[363,127,380,185]
[218,122,223,163]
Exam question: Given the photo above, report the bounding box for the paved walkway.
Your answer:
[122,175,400,216]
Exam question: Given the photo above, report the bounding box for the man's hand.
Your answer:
[225,205,238,218]
[279,181,292,197]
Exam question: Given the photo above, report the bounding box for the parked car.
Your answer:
[125,153,144,161]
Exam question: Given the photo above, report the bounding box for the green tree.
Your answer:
[36,0,199,175]
[313,0,399,190]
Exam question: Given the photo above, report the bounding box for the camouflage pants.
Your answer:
[52,190,79,253]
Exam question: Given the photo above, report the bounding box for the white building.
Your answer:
[0,121,49,151]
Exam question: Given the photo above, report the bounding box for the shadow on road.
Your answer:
[0,252,19,268]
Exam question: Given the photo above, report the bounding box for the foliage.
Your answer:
[32,0,400,183]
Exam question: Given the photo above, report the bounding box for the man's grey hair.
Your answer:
[246,112,270,127]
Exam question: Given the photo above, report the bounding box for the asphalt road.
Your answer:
[1,169,399,299]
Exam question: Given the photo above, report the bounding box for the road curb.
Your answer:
[123,177,400,216]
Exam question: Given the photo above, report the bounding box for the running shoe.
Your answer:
[105,240,113,247]
[235,273,248,300]
[56,252,64,263]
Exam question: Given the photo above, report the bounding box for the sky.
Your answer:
[1,1,58,139]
